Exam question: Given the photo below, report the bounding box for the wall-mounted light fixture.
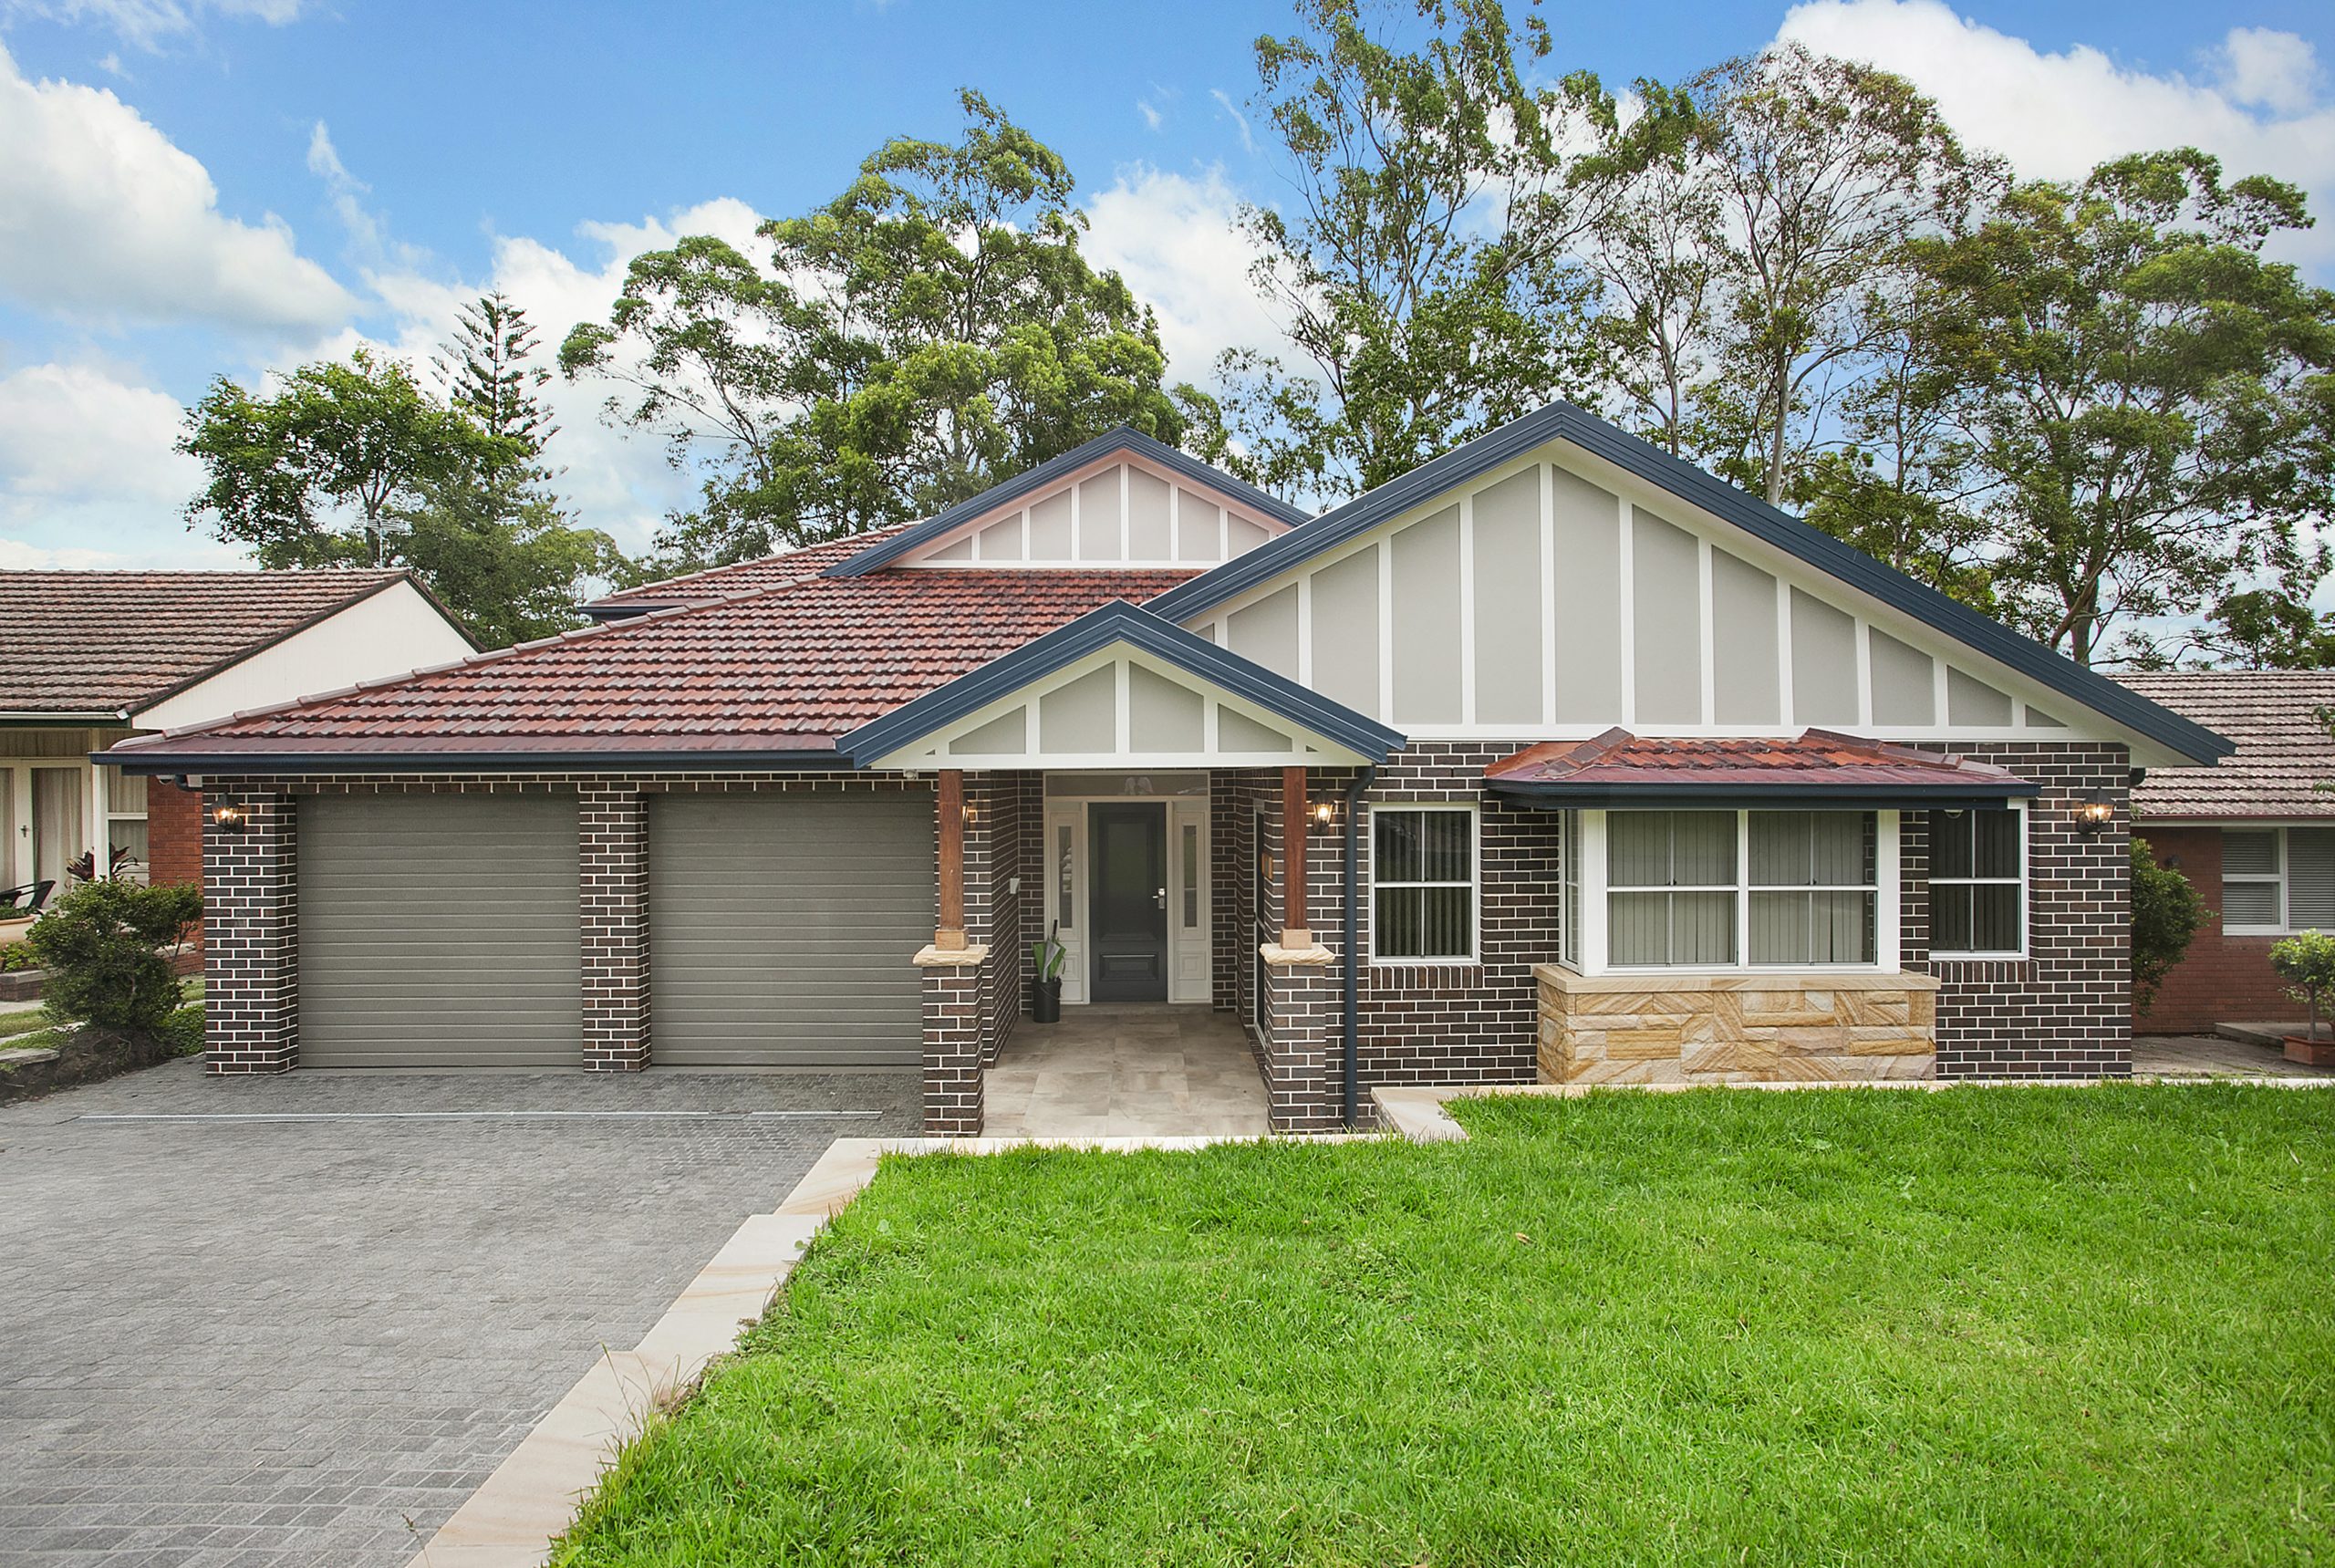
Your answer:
[2074,790,2115,836]
[1312,796,1336,827]
[211,803,249,835]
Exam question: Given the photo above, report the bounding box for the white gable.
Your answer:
[896,455,1291,569]
[1184,438,2121,752]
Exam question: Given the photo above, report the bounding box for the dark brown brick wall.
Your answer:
[2131,824,2288,1033]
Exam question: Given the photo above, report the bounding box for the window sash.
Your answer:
[1373,808,1477,962]
[2223,826,2335,933]
[1605,810,1882,971]
[1927,805,2025,956]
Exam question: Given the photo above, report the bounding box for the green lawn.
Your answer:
[557,1086,2334,1567]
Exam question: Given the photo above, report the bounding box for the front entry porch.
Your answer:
[984,1005,1271,1137]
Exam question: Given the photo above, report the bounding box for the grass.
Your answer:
[555,1085,2334,1567]
[0,978,205,1057]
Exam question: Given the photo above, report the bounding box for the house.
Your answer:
[0,569,473,916]
[2116,671,2335,1033]
[105,408,2230,1130]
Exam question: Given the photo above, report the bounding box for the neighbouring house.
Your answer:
[2116,671,2335,1033]
[0,569,474,931]
[105,410,2230,1130]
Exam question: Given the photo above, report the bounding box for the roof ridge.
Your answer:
[592,522,911,604]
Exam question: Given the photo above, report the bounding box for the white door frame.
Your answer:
[1042,778,1212,1005]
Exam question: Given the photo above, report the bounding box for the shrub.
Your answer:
[2131,838,2208,1015]
[2269,929,2335,1041]
[152,1001,206,1057]
[24,880,202,1033]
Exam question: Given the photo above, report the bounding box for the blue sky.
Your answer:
[3,0,2331,571]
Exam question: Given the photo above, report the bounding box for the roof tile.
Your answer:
[2117,672,2335,820]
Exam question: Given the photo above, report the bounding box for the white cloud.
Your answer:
[4,0,306,52]
[1084,162,1290,381]
[306,120,383,261]
[1209,88,1258,156]
[1777,2,2335,270]
[0,42,353,331]
[0,359,231,567]
[1137,99,1162,131]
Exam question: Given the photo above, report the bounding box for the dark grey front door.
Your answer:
[1089,803,1168,1002]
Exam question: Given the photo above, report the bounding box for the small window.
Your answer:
[1055,824,1074,928]
[1557,809,1582,971]
[2223,826,2335,933]
[1928,805,2023,955]
[1608,811,1738,966]
[1374,807,1476,961]
[1180,823,1199,928]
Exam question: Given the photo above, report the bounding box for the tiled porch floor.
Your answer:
[984,1005,1273,1138]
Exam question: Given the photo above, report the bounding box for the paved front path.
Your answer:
[0,1059,918,1568]
[2133,1033,2323,1080]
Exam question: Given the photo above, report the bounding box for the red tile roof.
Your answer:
[1485,727,2031,801]
[0,569,424,716]
[586,524,915,609]
[2117,671,2335,820]
[114,558,1200,763]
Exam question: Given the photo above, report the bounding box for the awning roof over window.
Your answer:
[1484,727,2038,810]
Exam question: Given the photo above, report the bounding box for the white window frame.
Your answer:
[1925,801,2028,961]
[1596,807,1900,975]
[1368,803,1481,966]
[2220,825,2335,936]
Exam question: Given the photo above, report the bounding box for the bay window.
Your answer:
[1603,809,1885,971]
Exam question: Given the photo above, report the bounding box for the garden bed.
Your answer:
[556,1085,2333,1567]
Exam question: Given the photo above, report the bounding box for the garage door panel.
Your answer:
[299,794,581,1067]
[650,794,932,1067]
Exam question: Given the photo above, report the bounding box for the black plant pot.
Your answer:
[1031,977,1063,1023]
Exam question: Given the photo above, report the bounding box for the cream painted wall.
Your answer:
[1184,436,2174,760]
[893,457,1293,569]
[134,580,474,731]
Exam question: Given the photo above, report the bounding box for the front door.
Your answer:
[1088,803,1167,1002]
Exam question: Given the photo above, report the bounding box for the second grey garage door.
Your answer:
[298,793,582,1067]
[649,794,933,1066]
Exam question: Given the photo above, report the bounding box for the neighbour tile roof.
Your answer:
[1484,727,2034,804]
[0,569,419,716]
[2117,671,2335,820]
[586,524,915,612]
[113,556,1200,764]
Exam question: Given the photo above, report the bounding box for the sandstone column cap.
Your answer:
[913,943,991,967]
[1260,941,1336,968]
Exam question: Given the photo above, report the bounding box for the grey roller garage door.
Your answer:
[298,794,582,1067]
[650,794,933,1066]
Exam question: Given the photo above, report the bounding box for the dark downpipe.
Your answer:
[1342,765,1378,1129]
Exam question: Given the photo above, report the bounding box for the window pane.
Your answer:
[1671,890,1737,964]
[1672,813,1737,886]
[1928,810,1974,879]
[2221,881,2279,929]
[1749,889,1811,963]
[1376,887,1423,957]
[2288,829,2335,929]
[109,818,151,886]
[1057,826,1074,928]
[1375,812,1422,883]
[2222,829,2279,877]
[1609,891,1672,965]
[1930,882,1973,952]
[1811,889,1874,963]
[110,773,150,814]
[1970,884,2020,951]
[1811,814,1874,888]
[1420,885,1472,959]
[1181,824,1199,928]
[1749,812,1812,886]
[1972,808,2020,878]
[1608,813,1671,887]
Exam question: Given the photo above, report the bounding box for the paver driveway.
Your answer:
[0,1058,919,1568]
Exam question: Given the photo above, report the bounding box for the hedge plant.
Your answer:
[24,880,202,1033]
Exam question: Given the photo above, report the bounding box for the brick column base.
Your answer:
[1261,948,1340,1132]
[204,788,297,1074]
[580,787,650,1071]
[918,948,986,1135]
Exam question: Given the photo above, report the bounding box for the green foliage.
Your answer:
[1910,149,2335,666]
[556,1087,2333,1565]
[2201,588,2335,670]
[438,291,559,461]
[152,1000,206,1057]
[562,91,1188,572]
[24,880,202,1034]
[1209,0,1619,501]
[2131,837,2208,1015]
[2269,929,2335,1039]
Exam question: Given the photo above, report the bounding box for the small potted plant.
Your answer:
[1030,923,1065,1023]
[2268,929,2335,1067]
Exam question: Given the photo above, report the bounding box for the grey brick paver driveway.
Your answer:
[0,1058,919,1568]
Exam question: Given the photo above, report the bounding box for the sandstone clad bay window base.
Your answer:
[1537,964,1939,1085]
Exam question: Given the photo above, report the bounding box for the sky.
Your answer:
[2,0,2331,574]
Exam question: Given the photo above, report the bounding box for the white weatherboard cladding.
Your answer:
[864,643,1369,769]
[889,458,1292,568]
[1186,438,2113,750]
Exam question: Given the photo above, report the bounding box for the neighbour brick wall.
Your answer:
[2131,825,2287,1033]
[202,787,296,1073]
[146,781,205,953]
[1906,742,2133,1078]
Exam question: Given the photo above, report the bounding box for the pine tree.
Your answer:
[437,291,557,463]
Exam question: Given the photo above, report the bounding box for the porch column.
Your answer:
[936,768,967,950]
[203,786,297,1074]
[1282,765,1310,948]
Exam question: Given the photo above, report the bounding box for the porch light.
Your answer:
[2074,791,2115,836]
[211,803,248,834]
[1313,797,1336,826]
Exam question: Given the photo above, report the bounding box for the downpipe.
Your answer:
[1342,765,1377,1129]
